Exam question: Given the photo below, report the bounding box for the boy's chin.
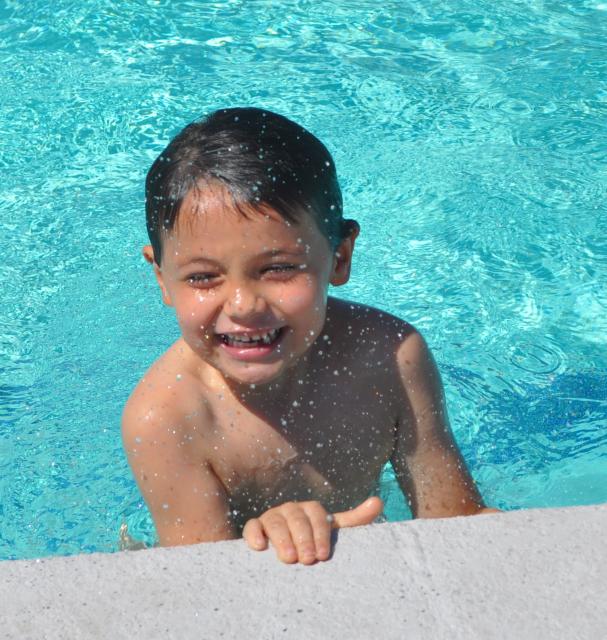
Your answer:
[220,362,288,389]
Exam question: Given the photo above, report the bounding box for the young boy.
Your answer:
[122,107,496,565]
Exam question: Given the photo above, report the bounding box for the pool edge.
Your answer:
[1,503,606,639]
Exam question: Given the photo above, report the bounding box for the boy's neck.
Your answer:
[225,349,314,413]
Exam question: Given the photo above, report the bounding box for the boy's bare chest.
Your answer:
[202,382,397,519]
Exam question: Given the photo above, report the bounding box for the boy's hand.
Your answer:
[242,497,383,564]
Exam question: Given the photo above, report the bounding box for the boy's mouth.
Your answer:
[217,327,284,348]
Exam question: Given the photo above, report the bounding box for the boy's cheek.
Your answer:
[279,277,326,310]
[155,277,173,306]
[172,302,212,337]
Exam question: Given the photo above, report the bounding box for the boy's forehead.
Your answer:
[173,188,292,242]
[178,183,284,228]
[164,183,323,258]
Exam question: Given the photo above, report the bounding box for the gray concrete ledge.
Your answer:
[1,504,606,640]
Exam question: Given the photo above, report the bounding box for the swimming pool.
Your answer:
[1,0,605,560]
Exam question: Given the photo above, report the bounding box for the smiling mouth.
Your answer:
[217,327,284,348]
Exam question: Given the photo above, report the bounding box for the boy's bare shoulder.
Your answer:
[325,297,433,386]
[122,339,212,445]
[326,297,417,348]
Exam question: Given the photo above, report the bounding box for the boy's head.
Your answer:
[145,107,352,267]
[143,107,359,387]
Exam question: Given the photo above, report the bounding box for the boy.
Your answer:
[122,107,496,565]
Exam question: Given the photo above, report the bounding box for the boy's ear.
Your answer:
[142,245,173,306]
[329,220,359,286]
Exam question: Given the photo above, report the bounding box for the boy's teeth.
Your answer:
[222,328,280,346]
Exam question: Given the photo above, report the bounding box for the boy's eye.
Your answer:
[262,264,301,276]
[265,264,296,272]
[187,273,219,286]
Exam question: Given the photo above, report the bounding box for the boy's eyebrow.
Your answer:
[179,256,222,267]
[259,248,307,258]
[179,248,307,267]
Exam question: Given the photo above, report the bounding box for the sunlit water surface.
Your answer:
[1,0,606,559]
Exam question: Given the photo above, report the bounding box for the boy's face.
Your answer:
[144,185,356,387]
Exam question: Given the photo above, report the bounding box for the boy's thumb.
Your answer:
[332,496,384,529]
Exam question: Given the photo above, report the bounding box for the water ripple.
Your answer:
[1,0,606,558]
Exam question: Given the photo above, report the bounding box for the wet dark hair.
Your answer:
[145,107,349,266]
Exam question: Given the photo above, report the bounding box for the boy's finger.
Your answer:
[261,513,298,564]
[285,510,317,565]
[332,497,384,530]
[302,502,332,561]
[242,518,268,551]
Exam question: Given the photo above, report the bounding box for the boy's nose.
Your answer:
[224,285,266,320]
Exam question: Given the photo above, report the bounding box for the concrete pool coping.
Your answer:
[1,503,605,639]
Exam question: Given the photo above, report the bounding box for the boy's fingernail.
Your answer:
[282,546,297,560]
[317,546,329,558]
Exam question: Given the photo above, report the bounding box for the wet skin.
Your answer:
[123,184,492,564]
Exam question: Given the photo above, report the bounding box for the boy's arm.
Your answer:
[122,395,237,546]
[390,330,496,518]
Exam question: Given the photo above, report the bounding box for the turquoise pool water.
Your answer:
[1,0,606,560]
